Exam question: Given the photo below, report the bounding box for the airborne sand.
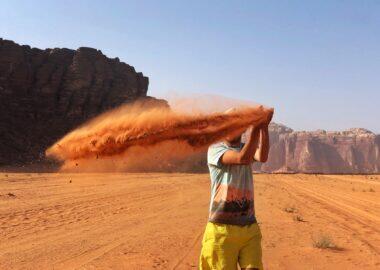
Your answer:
[0,173,379,269]
[46,100,273,172]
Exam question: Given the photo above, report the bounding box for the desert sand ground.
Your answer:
[0,173,379,270]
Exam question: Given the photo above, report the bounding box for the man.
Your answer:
[199,108,273,270]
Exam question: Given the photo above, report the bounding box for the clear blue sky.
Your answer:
[1,0,379,132]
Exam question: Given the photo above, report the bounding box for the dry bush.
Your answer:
[283,206,297,213]
[312,235,339,250]
[293,215,305,222]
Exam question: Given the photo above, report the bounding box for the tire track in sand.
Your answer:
[281,175,380,254]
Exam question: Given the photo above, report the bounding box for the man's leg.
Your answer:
[238,223,263,270]
[199,222,239,270]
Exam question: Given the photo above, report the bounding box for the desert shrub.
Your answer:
[312,235,337,250]
[293,215,305,222]
[283,206,297,213]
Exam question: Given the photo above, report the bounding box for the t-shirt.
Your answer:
[207,142,256,226]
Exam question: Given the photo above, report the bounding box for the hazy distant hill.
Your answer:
[177,123,380,174]
[252,123,380,174]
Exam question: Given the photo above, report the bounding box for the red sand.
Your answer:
[46,101,273,171]
[1,173,379,269]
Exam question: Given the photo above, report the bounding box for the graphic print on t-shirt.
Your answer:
[209,183,255,222]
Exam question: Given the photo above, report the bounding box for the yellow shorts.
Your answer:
[199,222,263,270]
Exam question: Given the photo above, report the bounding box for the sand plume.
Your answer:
[46,99,273,171]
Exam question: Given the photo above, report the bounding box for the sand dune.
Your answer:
[0,173,379,269]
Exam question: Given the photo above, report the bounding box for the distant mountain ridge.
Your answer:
[252,123,380,174]
[163,123,380,174]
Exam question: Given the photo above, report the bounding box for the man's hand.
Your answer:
[265,108,274,125]
[252,107,274,128]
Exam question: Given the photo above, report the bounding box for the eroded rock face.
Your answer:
[183,123,379,174]
[252,124,380,173]
[0,39,166,166]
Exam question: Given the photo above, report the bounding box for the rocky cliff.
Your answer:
[0,39,165,166]
[252,123,380,174]
[179,123,380,174]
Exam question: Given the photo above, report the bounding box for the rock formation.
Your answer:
[178,123,380,174]
[252,123,380,174]
[0,39,166,166]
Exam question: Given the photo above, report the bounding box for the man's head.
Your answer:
[225,132,243,145]
[223,108,244,145]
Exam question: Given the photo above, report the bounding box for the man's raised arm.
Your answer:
[221,126,261,165]
[253,124,270,163]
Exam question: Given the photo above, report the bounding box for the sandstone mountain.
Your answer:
[161,123,380,174]
[0,39,166,166]
[251,123,380,174]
